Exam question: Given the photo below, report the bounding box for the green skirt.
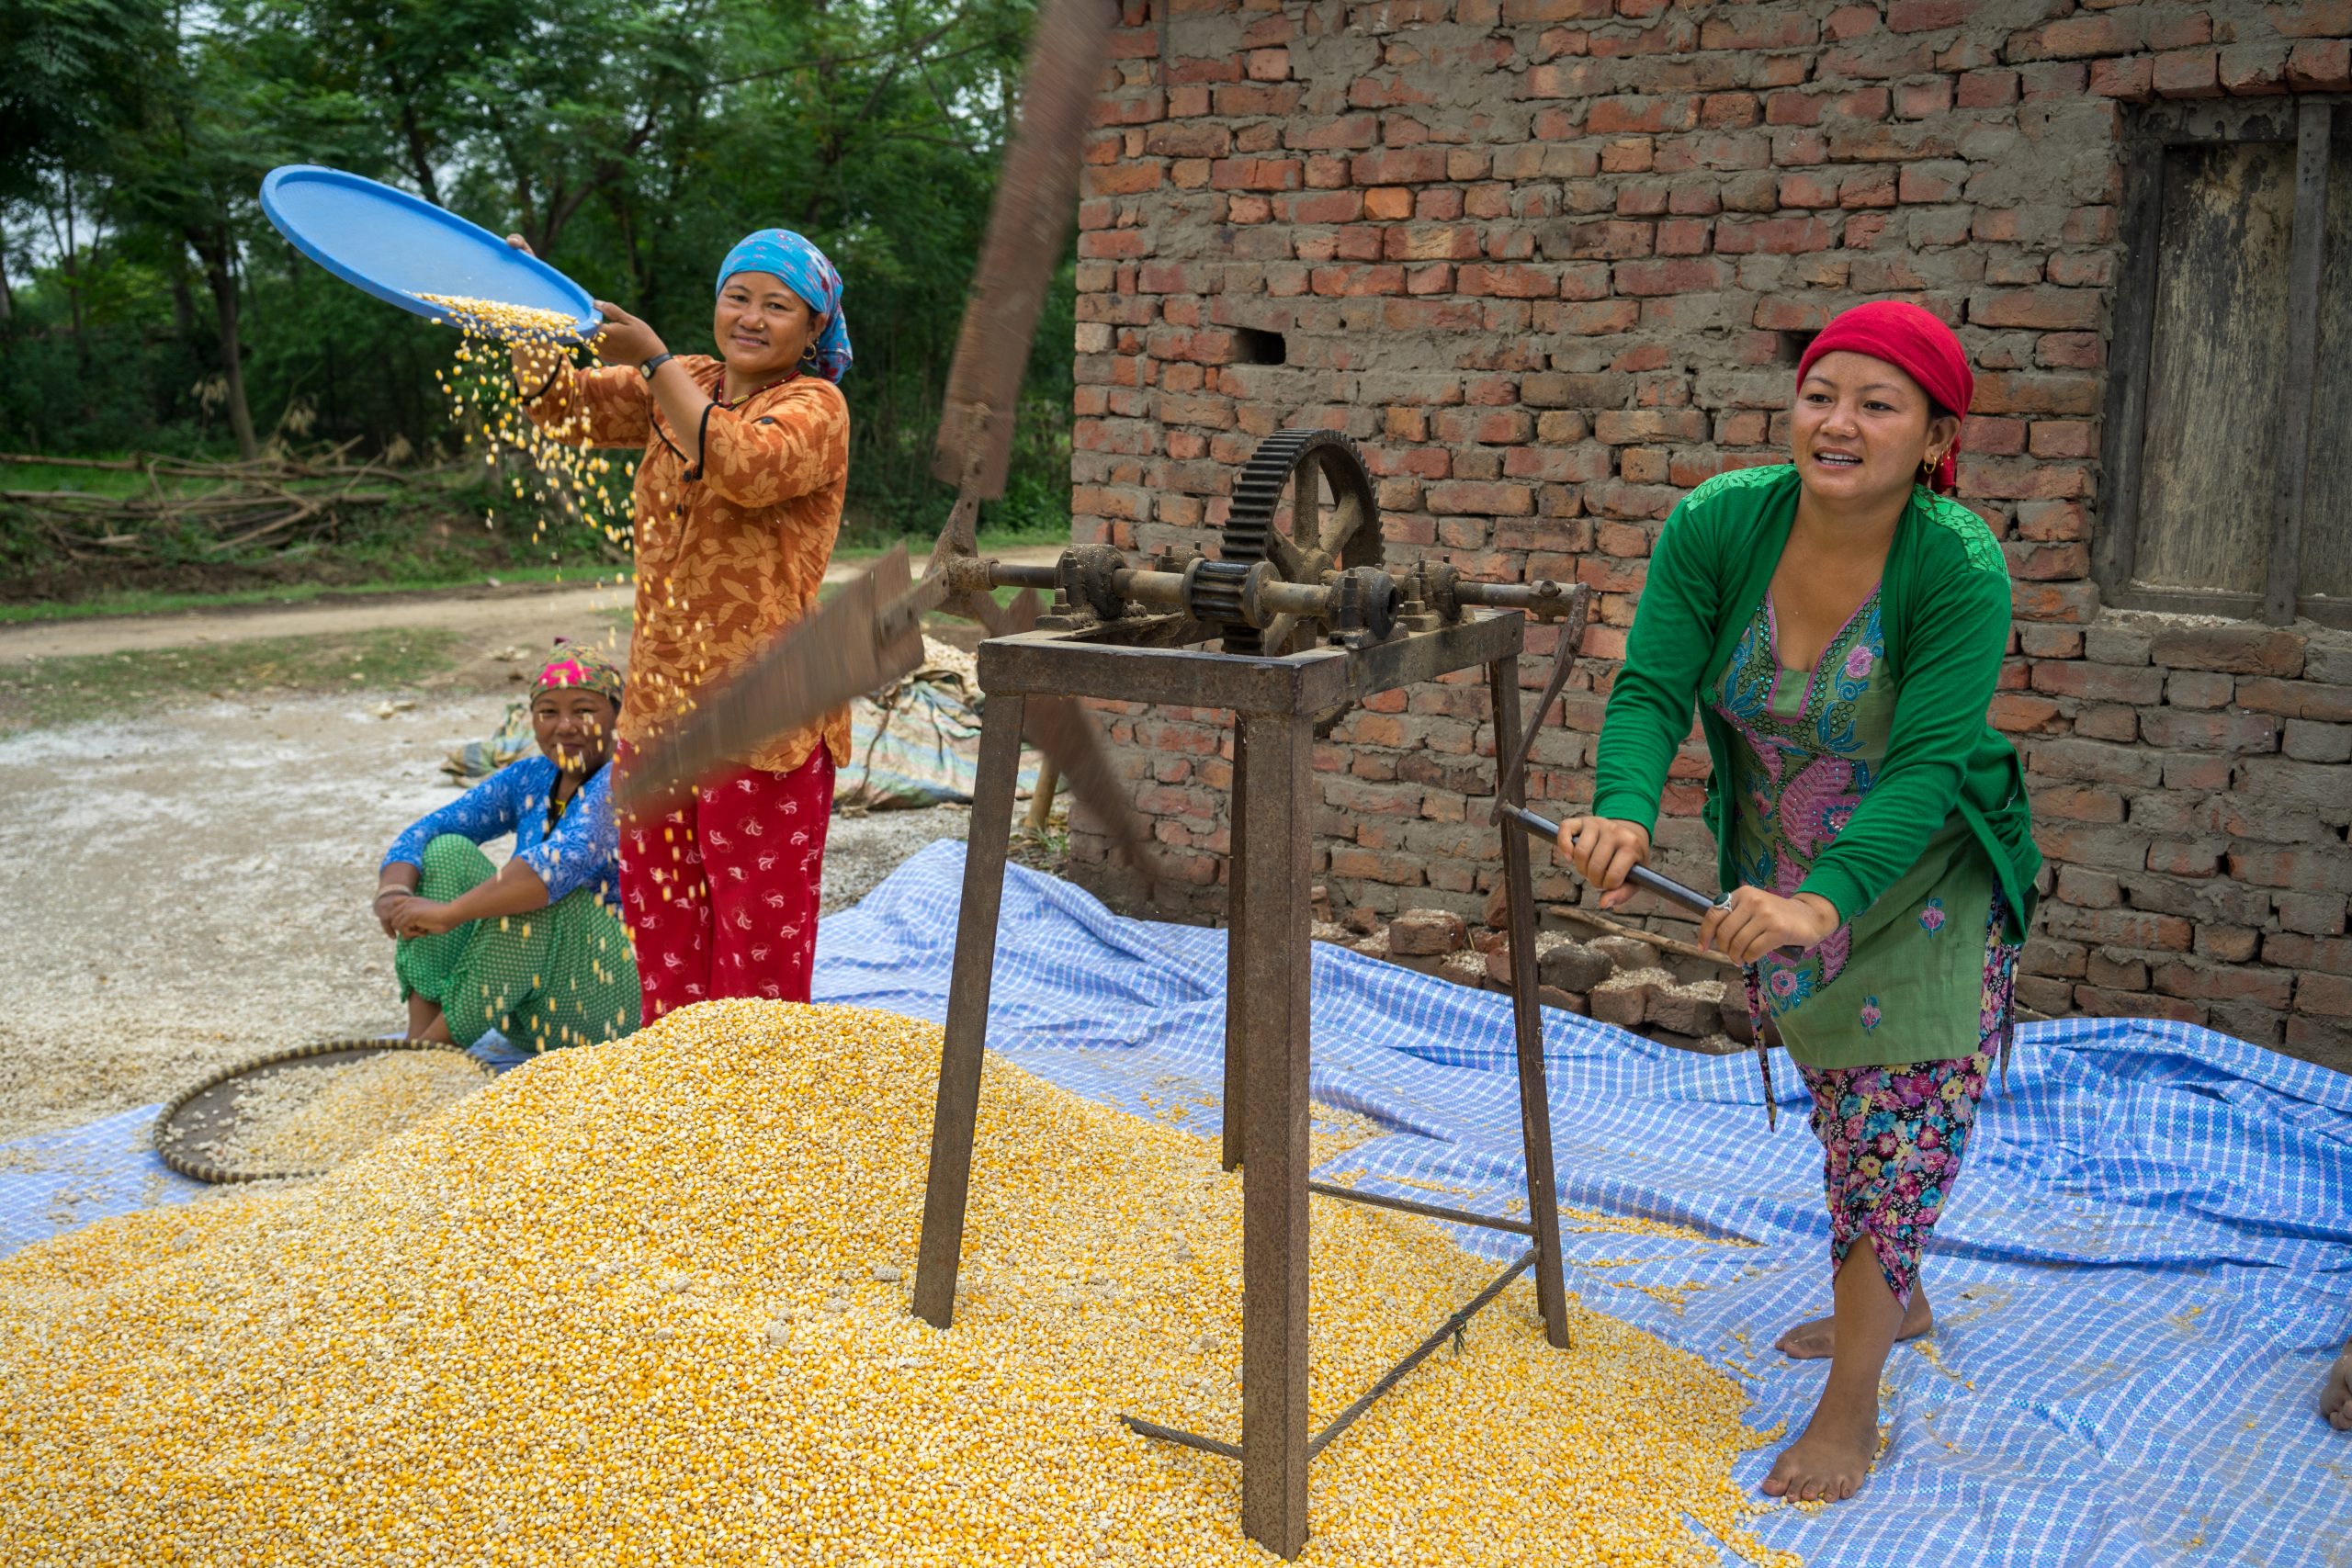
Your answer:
[394,834,640,1053]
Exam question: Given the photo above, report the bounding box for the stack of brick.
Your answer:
[1340,906,1744,1050]
[1063,0,2352,1070]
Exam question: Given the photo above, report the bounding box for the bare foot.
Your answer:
[2324,1343,2352,1432]
[1761,1392,1880,1503]
[1775,1287,1933,1360]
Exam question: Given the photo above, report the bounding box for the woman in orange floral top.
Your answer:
[509,229,854,1020]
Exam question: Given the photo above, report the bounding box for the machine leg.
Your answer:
[1233,712,1313,1557]
[912,693,1028,1330]
[1487,660,1572,1350]
[1222,718,1250,1172]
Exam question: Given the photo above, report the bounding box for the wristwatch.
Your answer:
[639,352,676,380]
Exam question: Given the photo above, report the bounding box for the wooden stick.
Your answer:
[1544,900,2056,1022]
[1547,901,1725,967]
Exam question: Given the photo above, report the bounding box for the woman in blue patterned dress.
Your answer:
[1559,303,2041,1503]
[374,644,640,1053]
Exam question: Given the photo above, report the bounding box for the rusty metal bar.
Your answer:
[1118,1415,1244,1461]
[1453,579,1581,619]
[1222,719,1250,1173]
[1234,710,1313,1557]
[1492,588,1591,813]
[1306,1179,1535,1237]
[1498,804,1805,964]
[1487,661,1572,1350]
[911,692,1028,1329]
[1123,1247,1541,1472]
[1306,1249,1538,1461]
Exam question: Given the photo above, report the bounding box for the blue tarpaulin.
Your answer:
[7,840,2348,1564]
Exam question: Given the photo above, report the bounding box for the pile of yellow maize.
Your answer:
[0,1000,1796,1566]
[205,1049,491,1174]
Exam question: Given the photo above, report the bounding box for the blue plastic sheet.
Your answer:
[810,842,2352,1567]
[7,840,2348,1563]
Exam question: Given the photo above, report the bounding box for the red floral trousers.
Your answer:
[616,746,833,1022]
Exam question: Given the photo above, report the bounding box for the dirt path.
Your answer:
[0,549,1079,1139]
[0,545,1066,665]
[0,687,976,1141]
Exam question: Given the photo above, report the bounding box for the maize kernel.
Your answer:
[0,1000,1796,1567]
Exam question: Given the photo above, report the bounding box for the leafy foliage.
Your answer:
[0,0,1071,542]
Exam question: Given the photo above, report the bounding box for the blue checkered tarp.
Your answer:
[7,839,2348,1563]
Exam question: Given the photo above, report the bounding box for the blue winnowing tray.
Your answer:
[259,165,601,341]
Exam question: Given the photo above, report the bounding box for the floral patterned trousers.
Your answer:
[616,746,834,1022]
[1777,894,2022,1308]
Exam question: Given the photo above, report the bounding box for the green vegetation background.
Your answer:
[0,0,1073,603]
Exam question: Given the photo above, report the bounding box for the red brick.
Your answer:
[2031,13,2143,60]
[2266,933,2352,976]
[1716,215,1835,254]
[2139,709,2282,751]
[1286,113,1379,152]
[2300,973,2352,1019]
[1290,190,1363,224]
[2288,39,2352,91]
[1589,95,1697,135]
[2028,420,2098,459]
[1351,147,1450,185]
[2229,848,2352,893]
[2219,42,2291,96]
[2089,55,2154,98]
[1973,288,2102,331]
[1894,77,1953,118]
[2145,840,2226,879]
[1973,372,2102,416]
[1453,264,1559,299]
[2053,908,2194,953]
[2030,661,2165,704]
[1956,69,2018,107]
[2153,49,2221,98]
[2154,961,2294,1010]
[2163,671,2234,710]
[2233,678,2352,724]
[2074,985,2206,1025]
[1209,156,1303,191]
[1990,693,2063,734]
[1612,258,1734,295]
[1701,10,1818,48]
[1425,480,1534,515]
[2149,625,2306,677]
[2015,501,2089,542]
[1145,122,1230,159]
[2274,1,2352,39]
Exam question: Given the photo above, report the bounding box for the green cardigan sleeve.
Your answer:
[1796,526,2013,923]
[1589,488,1725,832]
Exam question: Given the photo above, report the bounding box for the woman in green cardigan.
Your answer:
[1559,301,2040,1505]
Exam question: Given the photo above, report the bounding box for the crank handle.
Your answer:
[1497,805,1805,964]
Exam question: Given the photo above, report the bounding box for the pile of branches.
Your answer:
[0,444,468,560]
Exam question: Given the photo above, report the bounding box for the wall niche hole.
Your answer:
[1233,327,1287,366]
[1779,329,1821,367]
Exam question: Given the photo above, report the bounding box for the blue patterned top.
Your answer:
[382,757,619,908]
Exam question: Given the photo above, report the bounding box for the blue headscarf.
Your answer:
[715,230,852,383]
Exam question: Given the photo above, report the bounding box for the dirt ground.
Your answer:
[0,573,1008,1143]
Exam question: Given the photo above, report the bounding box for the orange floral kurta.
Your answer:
[525,355,852,774]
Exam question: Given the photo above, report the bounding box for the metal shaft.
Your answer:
[1498,804,1804,962]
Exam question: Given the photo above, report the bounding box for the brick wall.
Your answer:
[1060,0,2352,1070]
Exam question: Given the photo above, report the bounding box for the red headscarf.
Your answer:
[1795,301,1973,494]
